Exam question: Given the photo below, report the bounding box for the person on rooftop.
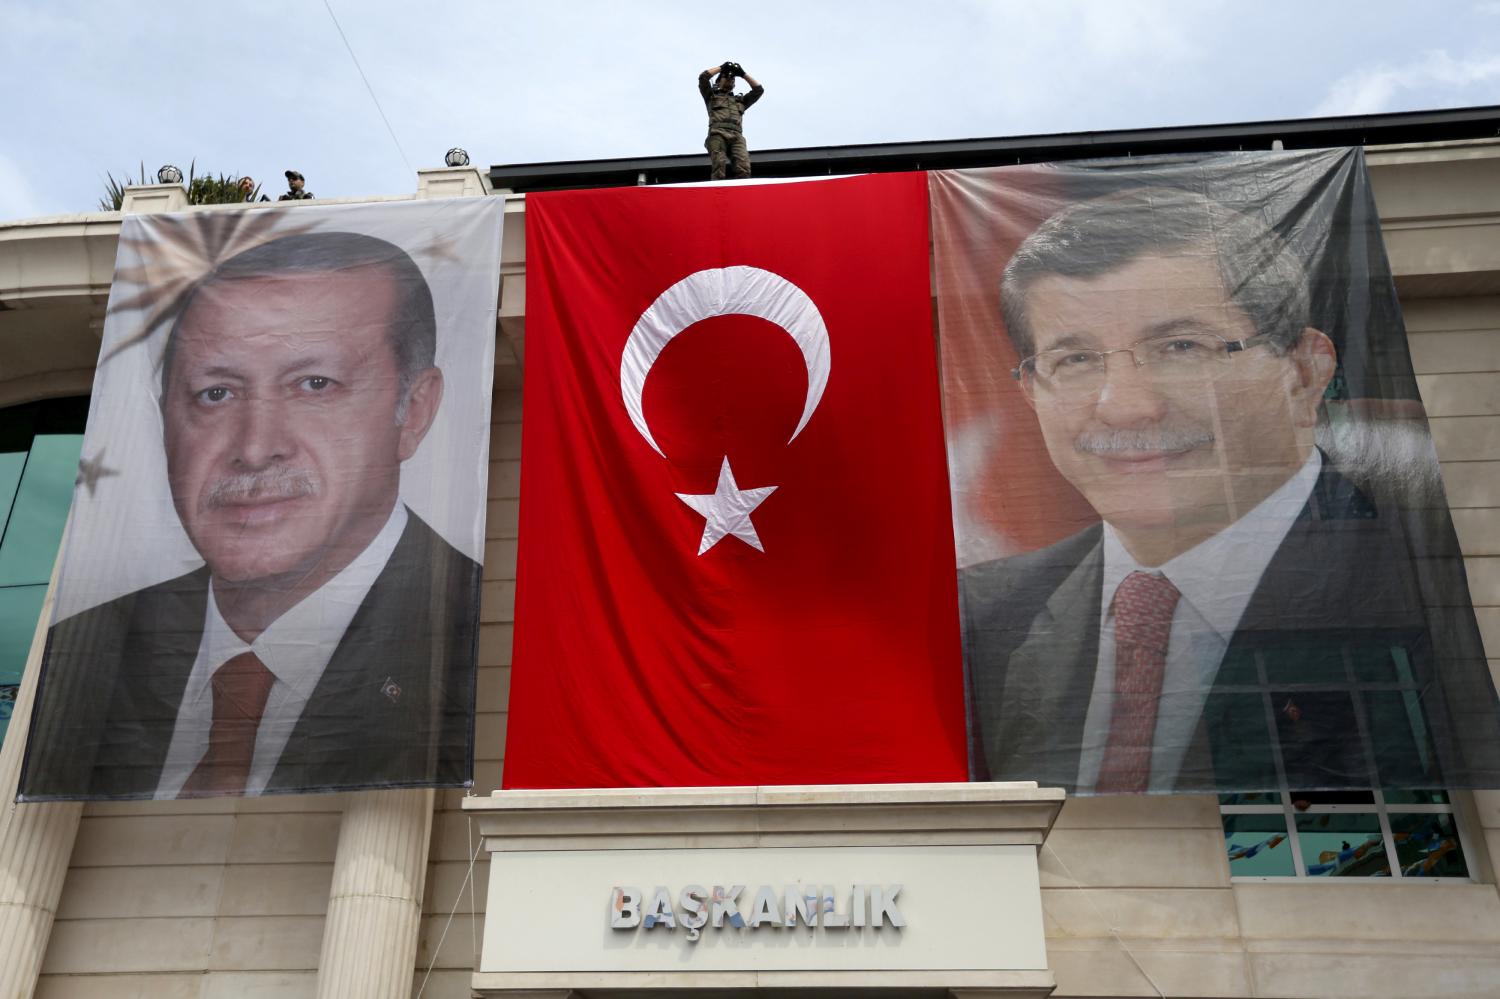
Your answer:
[698,61,764,181]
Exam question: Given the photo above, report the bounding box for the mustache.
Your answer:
[202,467,318,511]
[1074,426,1214,455]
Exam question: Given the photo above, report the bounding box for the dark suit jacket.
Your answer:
[961,461,1500,793]
[18,511,480,800]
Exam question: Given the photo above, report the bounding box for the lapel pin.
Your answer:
[381,677,402,704]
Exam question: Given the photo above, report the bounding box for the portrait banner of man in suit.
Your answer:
[932,149,1500,795]
[18,197,503,800]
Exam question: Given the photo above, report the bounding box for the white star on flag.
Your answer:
[675,457,778,555]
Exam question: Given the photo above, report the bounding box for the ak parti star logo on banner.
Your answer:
[507,172,967,789]
[621,265,830,555]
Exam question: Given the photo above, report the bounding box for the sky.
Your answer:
[2,0,1498,221]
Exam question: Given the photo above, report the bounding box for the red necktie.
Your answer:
[1095,571,1180,793]
[179,651,276,798]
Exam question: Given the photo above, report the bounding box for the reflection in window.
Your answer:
[1391,812,1467,878]
[1223,812,1295,877]
[1295,812,1388,877]
[0,398,88,749]
[1220,788,1469,880]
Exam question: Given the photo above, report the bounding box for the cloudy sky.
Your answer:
[2,0,1498,220]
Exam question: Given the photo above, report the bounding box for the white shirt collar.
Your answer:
[1100,450,1322,637]
[200,503,409,699]
[154,503,411,799]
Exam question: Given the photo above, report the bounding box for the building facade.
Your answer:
[0,114,1498,998]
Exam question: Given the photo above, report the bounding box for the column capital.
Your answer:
[121,183,188,214]
[417,166,491,200]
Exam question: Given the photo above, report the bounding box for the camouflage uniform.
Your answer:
[698,71,764,180]
[279,173,314,201]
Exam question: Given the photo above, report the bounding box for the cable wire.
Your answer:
[414,822,484,998]
[321,0,415,175]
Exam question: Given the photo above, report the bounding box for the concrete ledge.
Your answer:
[470,968,1058,996]
[464,782,1065,851]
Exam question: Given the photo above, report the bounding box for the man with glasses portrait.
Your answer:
[960,186,1488,795]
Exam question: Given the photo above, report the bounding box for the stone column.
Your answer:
[315,788,435,999]
[0,557,82,999]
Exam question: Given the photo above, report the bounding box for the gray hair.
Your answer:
[1000,187,1313,358]
[161,231,437,417]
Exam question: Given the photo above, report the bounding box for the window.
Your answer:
[0,397,88,750]
[1221,789,1471,880]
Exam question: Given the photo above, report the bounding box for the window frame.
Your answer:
[1221,788,1478,883]
[0,396,90,750]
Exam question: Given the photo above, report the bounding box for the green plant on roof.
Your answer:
[99,161,262,211]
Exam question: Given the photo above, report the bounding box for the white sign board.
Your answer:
[481,844,1046,974]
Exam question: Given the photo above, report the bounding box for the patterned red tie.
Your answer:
[179,651,276,798]
[1095,571,1181,793]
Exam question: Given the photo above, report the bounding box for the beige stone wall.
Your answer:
[1410,297,1500,673]
[36,797,338,997]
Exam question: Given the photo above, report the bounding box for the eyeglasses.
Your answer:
[1012,331,1276,396]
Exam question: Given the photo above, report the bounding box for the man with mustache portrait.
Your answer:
[20,231,480,800]
[961,186,1495,795]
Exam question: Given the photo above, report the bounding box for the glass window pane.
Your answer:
[1223,812,1295,876]
[0,403,37,454]
[1264,643,1347,685]
[1350,644,1401,683]
[0,683,16,751]
[1391,812,1468,878]
[1383,789,1450,805]
[0,401,87,754]
[0,433,83,586]
[1220,792,1283,806]
[32,397,90,436]
[1288,789,1375,807]
[0,452,25,536]
[0,584,47,752]
[0,402,35,545]
[0,585,47,685]
[1295,813,1390,877]
[1215,647,1259,686]
[1366,689,1440,787]
[1198,692,1278,790]
[1274,690,1373,788]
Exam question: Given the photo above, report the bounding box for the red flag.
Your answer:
[506,173,965,788]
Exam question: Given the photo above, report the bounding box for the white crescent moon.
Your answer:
[620,266,831,457]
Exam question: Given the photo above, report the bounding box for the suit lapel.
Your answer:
[102,569,210,796]
[998,535,1103,790]
[1230,463,1415,640]
[267,512,436,792]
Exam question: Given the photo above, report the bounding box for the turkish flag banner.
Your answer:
[507,173,966,788]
